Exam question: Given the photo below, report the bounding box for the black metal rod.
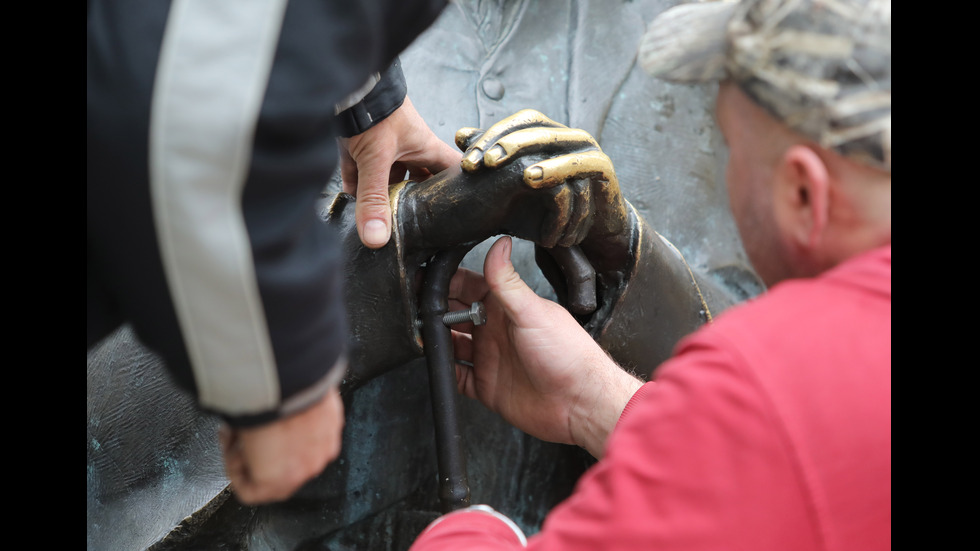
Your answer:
[420,245,473,513]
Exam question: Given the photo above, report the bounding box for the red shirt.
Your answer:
[410,245,891,551]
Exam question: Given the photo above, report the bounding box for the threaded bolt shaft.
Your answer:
[416,302,487,328]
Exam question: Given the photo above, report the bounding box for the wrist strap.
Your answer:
[335,58,407,137]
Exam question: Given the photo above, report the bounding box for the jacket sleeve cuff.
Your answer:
[615,381,656,431]
[213,352,346,428]
[334,58,408,137]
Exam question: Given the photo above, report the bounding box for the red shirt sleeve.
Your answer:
[409,505,527,550]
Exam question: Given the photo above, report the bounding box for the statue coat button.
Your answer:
[481,78,505,100]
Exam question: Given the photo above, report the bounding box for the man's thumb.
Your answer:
[353,160,395,249]
[484,237,537,322]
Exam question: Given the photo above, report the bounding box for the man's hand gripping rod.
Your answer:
[417,241,594,514]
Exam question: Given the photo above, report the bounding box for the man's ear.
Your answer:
[773,144,830,251]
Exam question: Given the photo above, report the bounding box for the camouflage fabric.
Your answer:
[639,0,891,172]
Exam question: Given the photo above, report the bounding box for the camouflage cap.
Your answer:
[639,0,890,172]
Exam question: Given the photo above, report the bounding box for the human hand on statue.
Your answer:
[219,385,345,504]
[338,96,461,249]
[330,110,638,386]
[448,236,643,459]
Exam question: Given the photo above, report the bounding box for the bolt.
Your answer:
[416,302,487,328]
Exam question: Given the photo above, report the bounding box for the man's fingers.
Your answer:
[449,267,491,306]
[390,162,411,185]
[451,330,474,364]
[430,140,466,177]
[454,358,476,399]
[450,331,478,400]
[338,141,358,196]
[461,110,564,172]
[227,442,298,504]
[226,388,345,505]
[222,445,246,483]
[220,425,256,502]
[235,472,304,504]
[218,424,236,453]
[483,127,600,170]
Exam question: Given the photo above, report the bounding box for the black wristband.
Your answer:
[335,58,408,138]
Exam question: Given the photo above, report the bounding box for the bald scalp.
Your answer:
[718,81,808,172]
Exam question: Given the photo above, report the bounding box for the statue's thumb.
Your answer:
[484,236,536,322]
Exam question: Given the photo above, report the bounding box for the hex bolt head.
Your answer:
[416,302,487,328]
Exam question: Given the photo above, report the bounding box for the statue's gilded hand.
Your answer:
[453,110,634,315]
[456,110,629,252]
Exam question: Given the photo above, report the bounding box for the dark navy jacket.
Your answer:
[87,0,447,427]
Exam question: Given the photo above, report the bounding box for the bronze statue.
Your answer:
[164,109,748,550]
[334,109,736,388]
[324,110,744,526]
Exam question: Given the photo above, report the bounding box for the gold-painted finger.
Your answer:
[483,127,600,168]
[455,127,484,152]
[523,150,615,189]
[461,109,564,171]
